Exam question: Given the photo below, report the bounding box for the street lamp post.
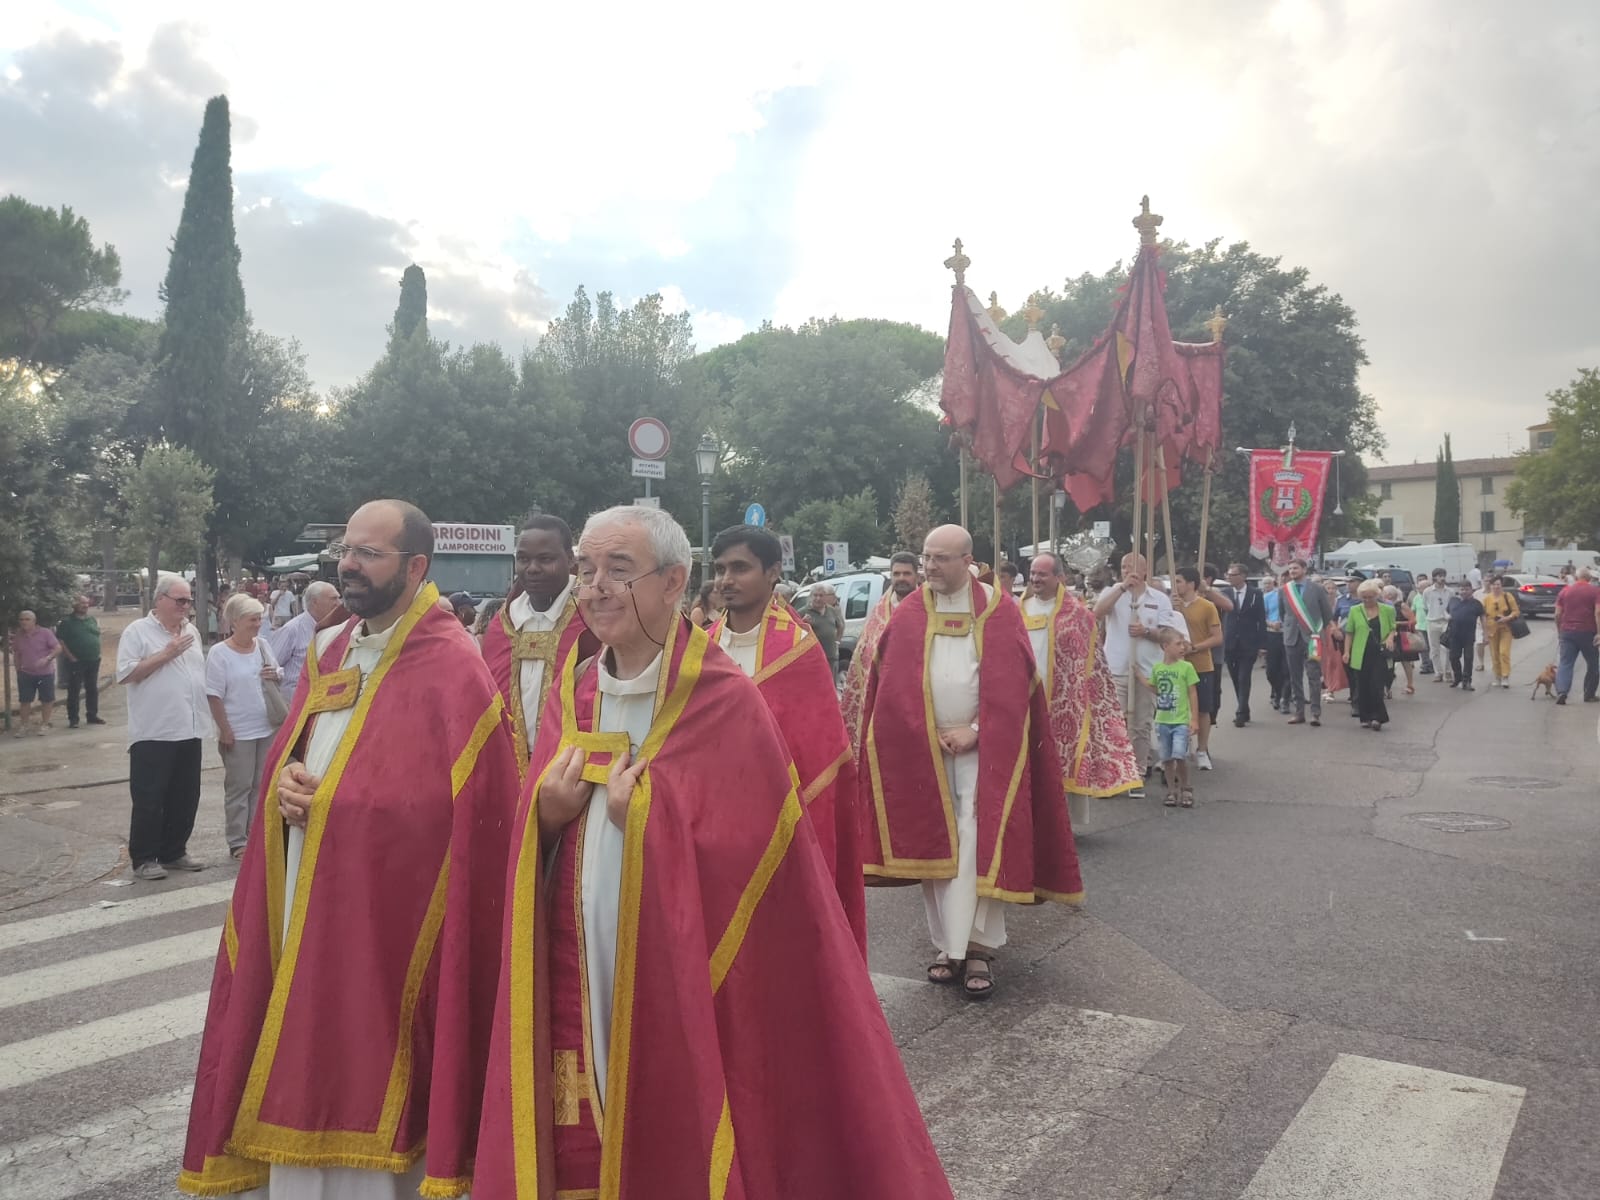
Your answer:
[696,432,719,591]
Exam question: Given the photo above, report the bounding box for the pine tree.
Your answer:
[391,264,428,346]
[153,95,246,456]
[1434,434,1460,543]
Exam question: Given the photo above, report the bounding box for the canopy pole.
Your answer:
[993,474,1003,572]
[1196,448,1216,571]
[1030,416,1042,556]
[1128,418,1146,712]
[959,443,970,529]
[1157,442,1178,575]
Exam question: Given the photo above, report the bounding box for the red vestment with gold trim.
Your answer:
[179,586,520,1198]
[474,616,951,1198]
[482,585,598,779]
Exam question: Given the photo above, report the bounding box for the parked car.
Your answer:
[1499,573,1565,617]
[792,571,888,669]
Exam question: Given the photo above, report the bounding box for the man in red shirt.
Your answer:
[1553,567,1600,704]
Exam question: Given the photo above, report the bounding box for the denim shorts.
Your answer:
[1155,722,1191,763]
[17,671,55,703]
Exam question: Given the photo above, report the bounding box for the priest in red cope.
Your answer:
[482,515,599,779]
[860,524,1083,1000]
[708,523,867,955]
[840,550,920,760]
[474,505,950,1199]
[180,500,520,1198]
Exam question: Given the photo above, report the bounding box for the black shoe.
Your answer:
[1233,717,1246,728]
[1585,696,1599,703]
[1557,694,1568,705]
[1463,684,1475,691]
[86,716,107,725]
[1309,715,1321,727]
[67,721,79,728]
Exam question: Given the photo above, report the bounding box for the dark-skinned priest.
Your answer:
[859,524,1083,1001]
[181,500,521,1199]
[483,514,599,779]
[474,505,951,1199]
[708,523,867,954]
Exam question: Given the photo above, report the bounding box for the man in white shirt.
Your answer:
[268,581,300,630]
[264,580,340,701]
[1419,568,1453,682]
[1094,553,1175,791]
[115,575,212,880]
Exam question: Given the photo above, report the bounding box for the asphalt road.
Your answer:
[1,619,1595,1198]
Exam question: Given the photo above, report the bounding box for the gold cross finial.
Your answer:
[1133,195,1164,246]
[943,238,970,286]
[1204,304,1229,343]
[986,291,1007,324]
[1023,294,1045,331]
[1046,321,1066,358]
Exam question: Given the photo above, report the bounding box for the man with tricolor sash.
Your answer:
[858,524,1083,1001]
[474,505,951,1198]
[709,523,867,954]
[1281,557,1335,727]
[482,515,599,779]
[181,500,521,1199]
[1022,552,1142,798]
[840,550,919,758]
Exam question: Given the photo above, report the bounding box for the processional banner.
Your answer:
[1249,449,1333,565]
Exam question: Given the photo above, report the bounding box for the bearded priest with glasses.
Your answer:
[474,504,951,1199]
[180,499,521,1199]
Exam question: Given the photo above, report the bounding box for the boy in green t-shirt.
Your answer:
[1144,627,1201,808]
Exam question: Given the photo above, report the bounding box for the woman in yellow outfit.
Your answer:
[1482,575,1521,689]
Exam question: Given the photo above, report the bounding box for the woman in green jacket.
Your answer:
[1344,579,1397,731]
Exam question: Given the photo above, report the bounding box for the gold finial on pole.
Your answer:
[986,291,1007,324]
[1023,294,1045,332]
[1132,195,1164,246]
[944,238,971,286]
[1205,305,1229,343]
[1046,322,1066,359]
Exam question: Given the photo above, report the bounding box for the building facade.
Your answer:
[1365,456,1523,566]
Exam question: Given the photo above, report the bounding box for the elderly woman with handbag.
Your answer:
[1383,584,1420,697]
[203,594,286,858]
[1482,574,1523,689]
[1343,579,1397,731]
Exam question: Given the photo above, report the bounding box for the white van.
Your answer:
[1340,543,1476,583]
[1521,548,1600,578]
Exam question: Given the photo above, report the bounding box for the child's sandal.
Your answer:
[1163,792,1179,807]
[1179,787,1195,808]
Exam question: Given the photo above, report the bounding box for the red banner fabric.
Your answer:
[940,287,1054,491]
[1249,449,1334,564]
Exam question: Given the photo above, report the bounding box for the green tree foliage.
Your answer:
[122,444,215,601]
[691,318,953,541]
[0,372,79,627]
[1025,239,1382,564]
[780,487,884,573]
[0,195,126,366]
[1505,369,1600,545]
[1434,434,1460,543]
[152,96,247,453]
[392,264,428,345]
[890,471,939,551]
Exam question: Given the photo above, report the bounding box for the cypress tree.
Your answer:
[154,95,246,456]
[392,264,428,346]
[1434,434,1460,543]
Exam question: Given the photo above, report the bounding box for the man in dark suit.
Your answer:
[1220,563,1268,727]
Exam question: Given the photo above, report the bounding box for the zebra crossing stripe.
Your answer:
[0,992,209,1092]
[0,927,220,1010]
[0,881,234,953]
[1239,1053,1525,1200]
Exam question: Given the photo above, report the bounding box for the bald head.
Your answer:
[1028,553,1065,598]
[922,524,975,595]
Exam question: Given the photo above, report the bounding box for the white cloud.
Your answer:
[658,285,746,349]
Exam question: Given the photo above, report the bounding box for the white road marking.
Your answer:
[1239,1053,1525,1200]
[0,928,220,1010]
[1464,931,1508,942]
[0,1086,192,1200]
[0,992,209,1092]
[0,881,233,952]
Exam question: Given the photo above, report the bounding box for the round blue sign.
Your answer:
[744,503,766,527]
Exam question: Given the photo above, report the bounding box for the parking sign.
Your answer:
[822,541,849,575]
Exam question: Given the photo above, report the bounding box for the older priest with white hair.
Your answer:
[859,524,1084,1000]
[180,499,521,1199]
[474,504,951,1198]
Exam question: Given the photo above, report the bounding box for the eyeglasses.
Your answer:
[163,595,194,607]
[328,542,414,565]
[575,566,665,597]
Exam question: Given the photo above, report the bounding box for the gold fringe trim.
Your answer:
[221,1138,425,1173]
[176,1164,269,1197]
[420,1174,474,1198]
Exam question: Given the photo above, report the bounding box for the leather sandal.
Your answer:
[927,953,959,985]
[962,952,995,1000]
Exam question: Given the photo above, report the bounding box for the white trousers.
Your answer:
[922,748,1006,959]
[239,1161,453,1199]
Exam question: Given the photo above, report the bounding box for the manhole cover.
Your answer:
[1407,811,1512,833]
[1471,776,1558,790]
[12,763,66,775]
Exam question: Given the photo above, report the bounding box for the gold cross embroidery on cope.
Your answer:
[302,667,362,714]
[553,1050,590,1125]
[932,614,974,638]
[1022,612,1050,632]
[511,629,561,662]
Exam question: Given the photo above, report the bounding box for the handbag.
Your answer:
[1508,616,1531,640]
[258,643,289,728]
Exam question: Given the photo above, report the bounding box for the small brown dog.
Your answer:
[1531,662,1557,699]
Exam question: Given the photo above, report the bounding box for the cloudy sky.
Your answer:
[3,1,1595,465]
